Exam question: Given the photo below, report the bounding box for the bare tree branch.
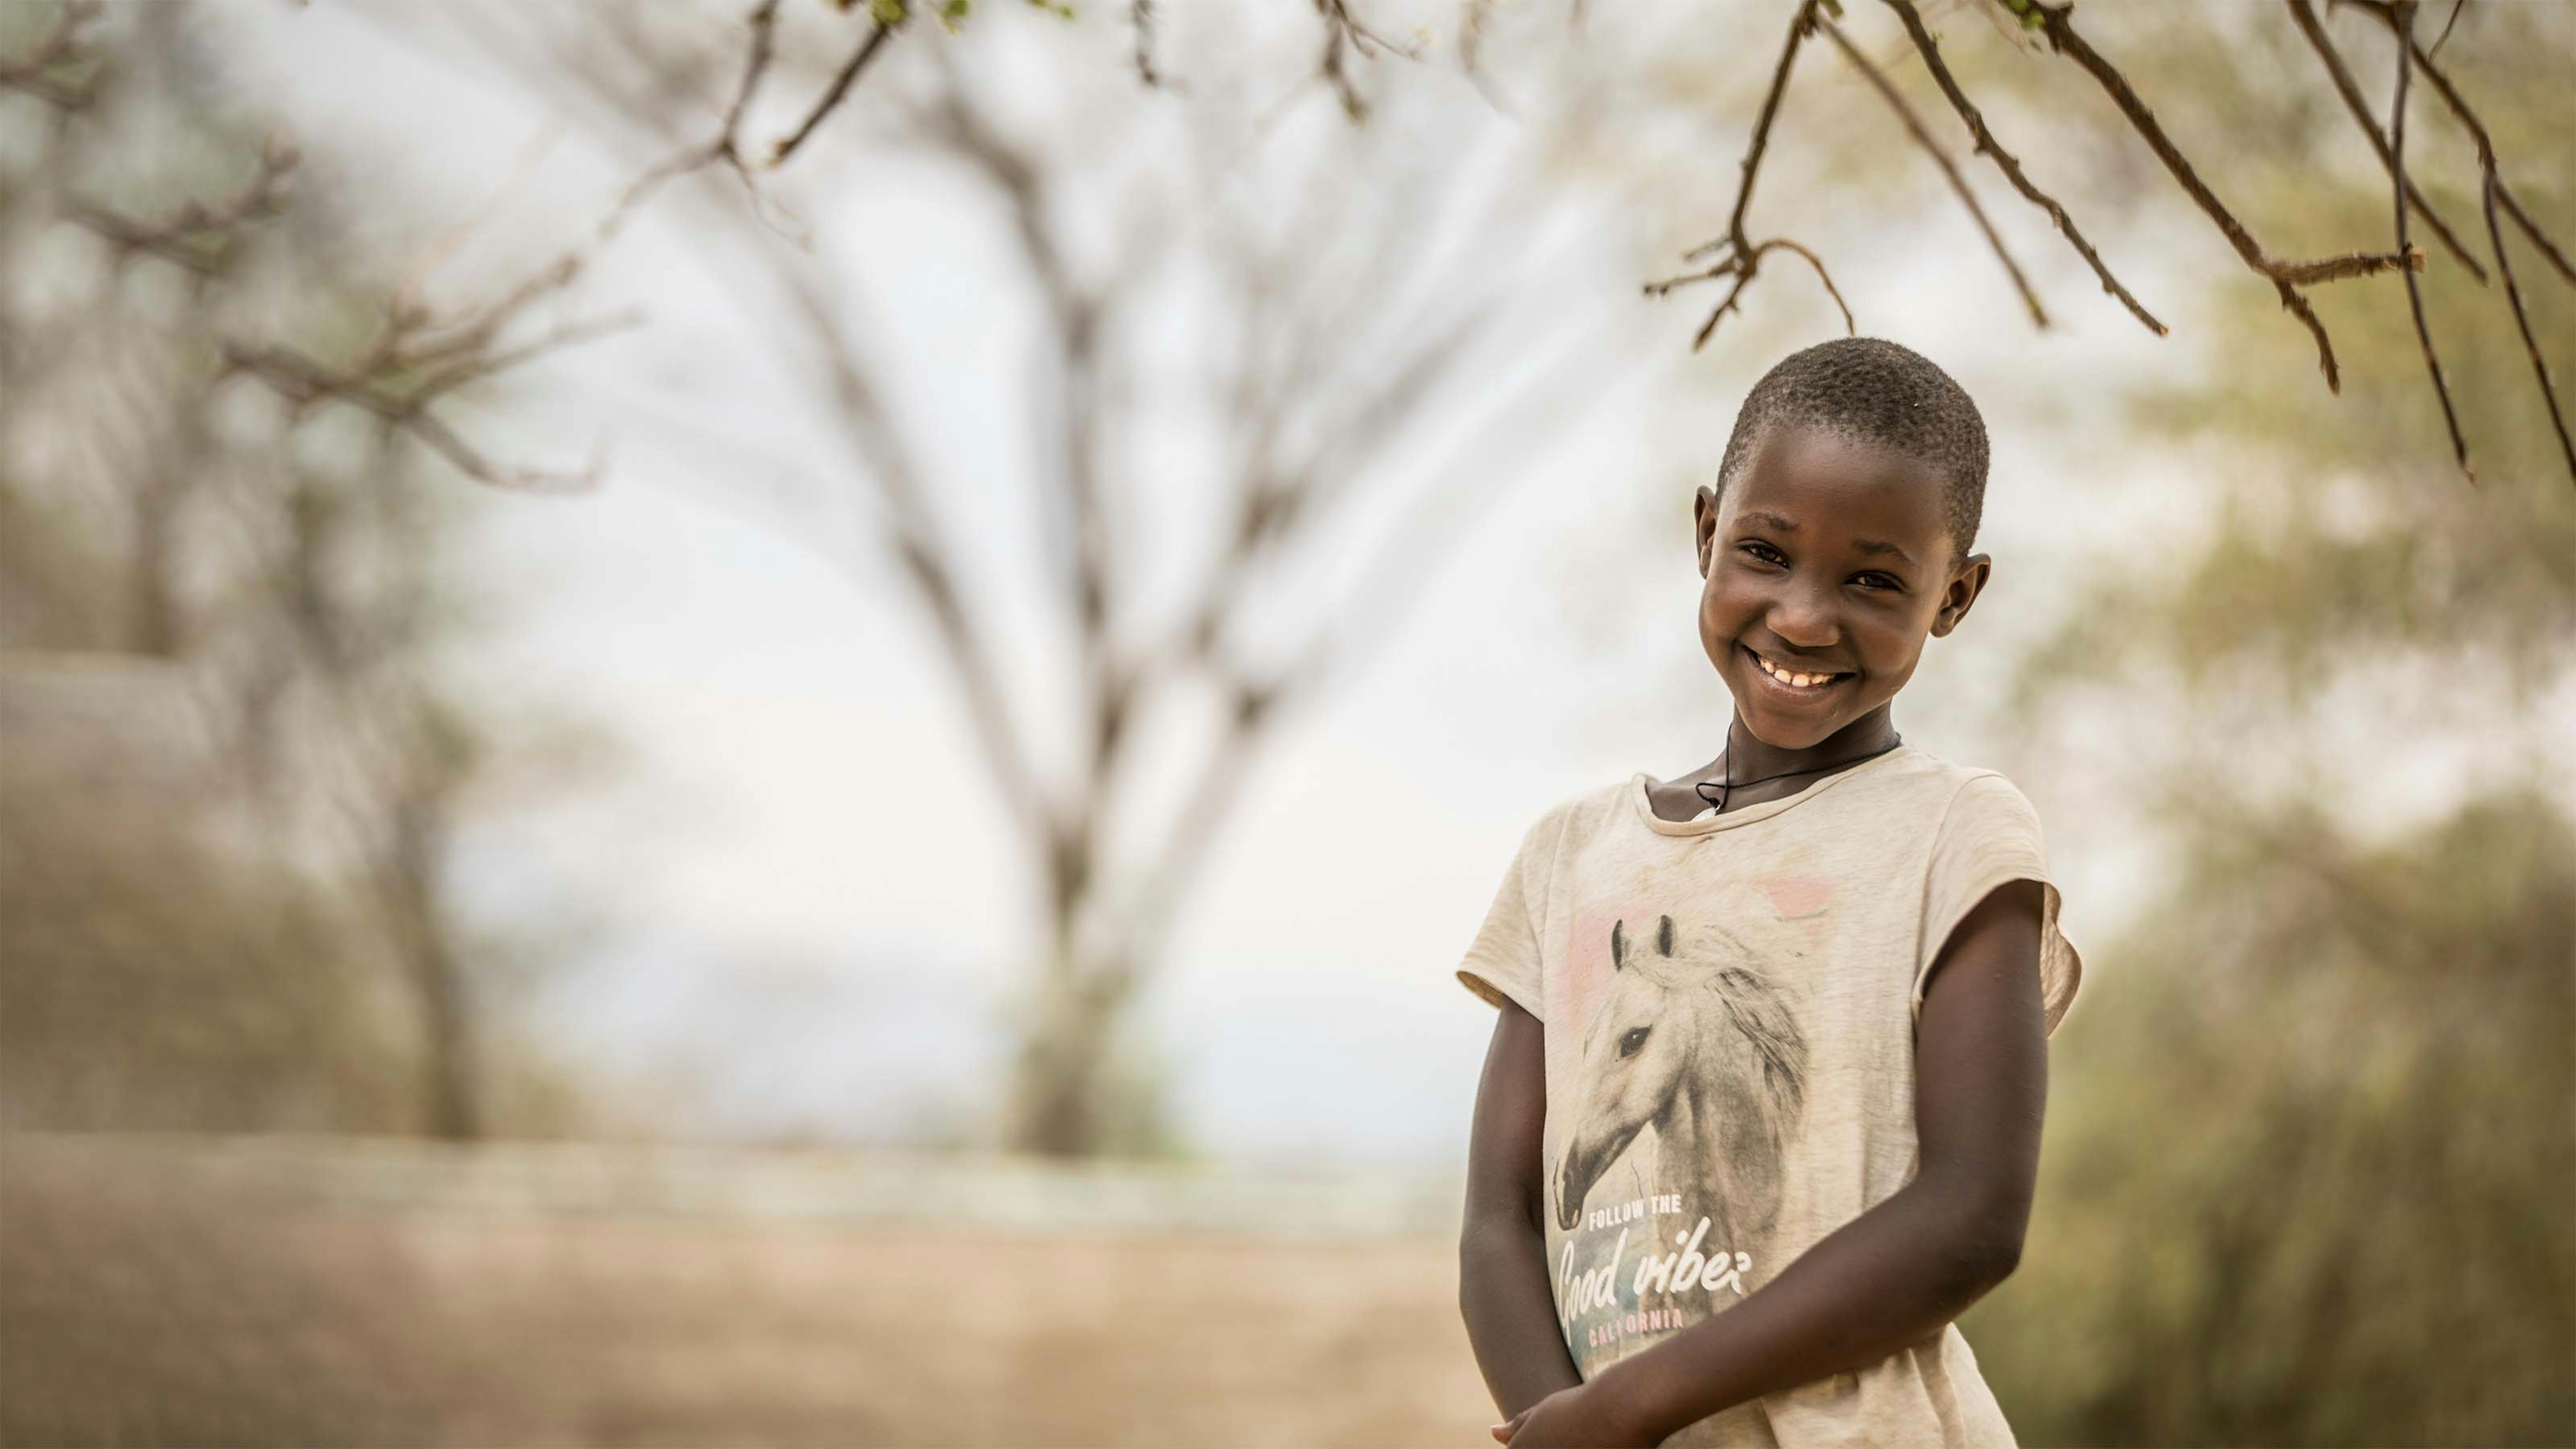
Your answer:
[2008,0,2434,394]
[1816,13,2049,329]
[1879,0,2169,338]
[2349,0,2573,483]
[2350,0,2574,285]
[1658,1,1854,349]
[1647,238,1853,341]
[922,76,1123,820]
[2283,0,2487,284]
[777,269,1053,841]
[2386,2,2472,479]
[594,0,783,245]
[216,333,617,494]
[771,17,900,167]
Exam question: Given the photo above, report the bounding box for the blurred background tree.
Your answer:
[1,3,609,1139]
[426,0,1614,1155]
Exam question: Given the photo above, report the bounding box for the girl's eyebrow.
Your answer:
[1739,510,1917,567]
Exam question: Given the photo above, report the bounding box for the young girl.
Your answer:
[1455,338,2082,1447]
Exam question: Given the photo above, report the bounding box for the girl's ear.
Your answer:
[1929,552,1992,638]
[1694,486,1719,577]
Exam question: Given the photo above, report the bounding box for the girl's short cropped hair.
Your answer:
[1713,337,1990,567]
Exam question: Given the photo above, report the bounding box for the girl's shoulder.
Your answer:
[1864,744,2041,817]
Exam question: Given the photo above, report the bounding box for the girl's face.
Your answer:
[1694,424,1990,751]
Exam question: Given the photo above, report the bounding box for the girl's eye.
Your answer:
[1618,1026,1651,1058]
[1857,574,1904,591]
[1736,541,1785,565]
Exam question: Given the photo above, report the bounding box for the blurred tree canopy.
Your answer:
[1946,5,2574,1444]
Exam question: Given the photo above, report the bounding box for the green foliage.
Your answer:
[1967,793,2574,1445]
[1964,6,2576,1442]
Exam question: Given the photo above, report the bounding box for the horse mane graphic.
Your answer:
[1553,913,1810,1246]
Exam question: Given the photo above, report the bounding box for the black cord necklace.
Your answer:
[1691,732,1904,817]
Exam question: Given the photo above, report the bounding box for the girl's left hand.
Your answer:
[1491,1383,1658,1447]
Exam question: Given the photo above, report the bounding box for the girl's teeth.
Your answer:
[1758,654,1836,688]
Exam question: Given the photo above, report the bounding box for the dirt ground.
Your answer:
[0,1136,1496,1447]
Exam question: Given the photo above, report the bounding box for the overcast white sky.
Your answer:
[206,0,2457,1167]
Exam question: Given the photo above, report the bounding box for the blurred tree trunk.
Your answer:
[379,738,483,1140]
[1014,946,1132,1158]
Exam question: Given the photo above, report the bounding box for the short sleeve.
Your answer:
[1913,773,2085,1039]
[1456,811,1557,1019]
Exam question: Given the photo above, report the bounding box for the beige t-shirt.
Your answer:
[1457,744,2081,1448]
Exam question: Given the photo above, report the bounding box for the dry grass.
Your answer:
[1,1137,1492,1447]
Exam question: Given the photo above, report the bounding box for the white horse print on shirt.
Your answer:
[1553,912,1811,1267]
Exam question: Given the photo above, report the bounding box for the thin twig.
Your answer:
[771,19,899,166]
[1878,0,2168,337]
[394,122,568,313]
[596,0,782,244]
[1313,0,1421,123]
[2482,166,2576,486]
[1763,239,1855,331]
[67,136,299,276]
[1816,13,2048,329]
[409,310,647,405]
[2427,0,2465,55]
[2267,249,2425,285]
[2388,2,2472,478]
[2282,0,2487,283]
[1130,0,1177,89]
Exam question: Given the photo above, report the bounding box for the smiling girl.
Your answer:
[1453,337,2083,1448]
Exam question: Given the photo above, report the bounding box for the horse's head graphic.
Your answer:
[1554,913,1808,1234]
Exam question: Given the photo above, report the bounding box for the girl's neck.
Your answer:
[1721,706,1901,787]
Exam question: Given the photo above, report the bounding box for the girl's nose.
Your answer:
[1765,586,1841,650]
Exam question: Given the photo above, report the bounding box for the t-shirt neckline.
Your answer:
[1628,742,1915,836]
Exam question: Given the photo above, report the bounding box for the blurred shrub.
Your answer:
[1969,793,2575,1446]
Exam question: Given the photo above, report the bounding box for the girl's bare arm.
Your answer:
[1508,880,2049,1447]
[1459,999,1585,1419]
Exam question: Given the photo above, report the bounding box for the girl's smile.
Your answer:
[1740,643,1854,697]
